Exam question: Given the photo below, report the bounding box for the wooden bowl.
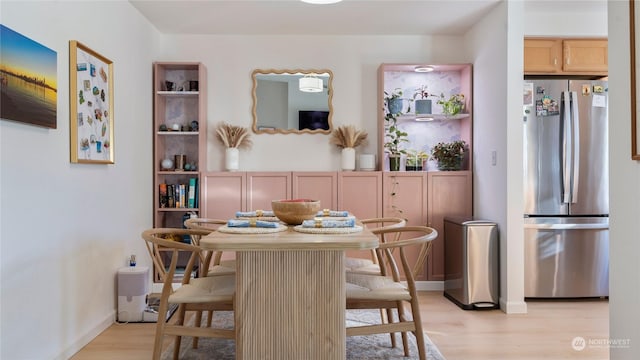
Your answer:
[271,199,321,225]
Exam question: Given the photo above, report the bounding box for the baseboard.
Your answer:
[416,281,444,291]
[499,297,528,314]
[55,310,115,360]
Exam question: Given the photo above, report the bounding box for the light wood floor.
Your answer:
[71,291,609,360]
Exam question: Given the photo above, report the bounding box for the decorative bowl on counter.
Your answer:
[271,199,321,225]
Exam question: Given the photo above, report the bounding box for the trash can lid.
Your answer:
[444,216,497,226]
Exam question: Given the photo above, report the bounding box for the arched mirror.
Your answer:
[252,69,333,134]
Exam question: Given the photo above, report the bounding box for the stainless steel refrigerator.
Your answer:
[523,78,609,298]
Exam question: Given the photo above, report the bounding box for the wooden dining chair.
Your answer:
[142,228,235,360]
[183,217,235,276]
[345,217,406,275]
[345,225,438,360]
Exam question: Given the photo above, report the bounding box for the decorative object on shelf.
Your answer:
[405,150,429,171]
[329,125,368,171]
[359,153,376,171]
[384,91,408,171]
[159,124,168,131]
[174,154,186,171]
[164,81,175,91]
[413,85,436,115]
[161,158,174,170]
[171,123,181,131]
[215,122,252,171]
[189,120,199,131]
[69,40,114,164]
[437,93,465,116]
[431,140,467,171]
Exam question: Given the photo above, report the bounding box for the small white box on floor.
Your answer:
[117,266,149,322]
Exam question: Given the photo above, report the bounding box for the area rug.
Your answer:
[161,310,445,360]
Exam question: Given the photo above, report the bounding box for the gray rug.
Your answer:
[161,310,445,359]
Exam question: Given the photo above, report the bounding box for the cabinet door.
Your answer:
[247,172,291,211]
[563,39,608,74]
[524,38,562,74]
[292,172,337,210]
[337,172,382,219]
[201,172,246,219]
[427,171,472,281]
[339,172,383,262]
[382,173,429,280]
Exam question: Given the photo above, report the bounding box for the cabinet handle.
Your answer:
[554,58,557,65]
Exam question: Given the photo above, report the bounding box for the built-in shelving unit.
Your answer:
[152,62,207,283]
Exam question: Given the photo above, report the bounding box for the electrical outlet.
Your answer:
[491,151,497,166]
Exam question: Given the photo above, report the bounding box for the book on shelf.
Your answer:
[188,178,197,208]
[167,184,175,208]
[159,183,168,208]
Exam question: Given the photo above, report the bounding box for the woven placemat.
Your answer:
[218,224,288,234]
[293,225,363,234]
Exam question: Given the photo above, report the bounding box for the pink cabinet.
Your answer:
[427,171,473,281]
[201,172,246,220]
[338,172,382,219]
[292,172,337,210]
[247,172,291,211]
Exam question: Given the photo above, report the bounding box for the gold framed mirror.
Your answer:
[251,69,333,134]
[630,0,640,159]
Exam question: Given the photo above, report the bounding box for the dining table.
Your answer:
[200,221,379,360]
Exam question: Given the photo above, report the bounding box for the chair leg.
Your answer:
[207,310,214,328]
[193,310,203,348]
[384,308,397,348]
[173,304,187,360]
[409,297,427,360]
[397,301,410,357]
[152,299,170,360]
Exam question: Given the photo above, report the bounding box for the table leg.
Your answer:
[235,250,345,360]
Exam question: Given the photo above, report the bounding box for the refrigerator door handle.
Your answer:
[524,223,609,230]
[561,91,572,204]
[570,91,580,204]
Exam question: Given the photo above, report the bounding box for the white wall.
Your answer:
[0,1,159,359]
[464,1,527,313]
[158,34,468,172]
[607,2,640,359]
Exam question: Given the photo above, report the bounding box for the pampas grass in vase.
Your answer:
[215,122,252,171]
[330,125,368,171]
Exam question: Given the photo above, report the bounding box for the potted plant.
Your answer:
[431,140,467,171]
[405,149,429,171]
[383,94,408,171]
[437,93,465,116]
[413,85,435,115]
[384,88,405,115]
[329,125,368,171]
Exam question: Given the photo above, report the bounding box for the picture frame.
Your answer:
[630,0,640,160]
[0,25,57,129]
[69,40,114,164]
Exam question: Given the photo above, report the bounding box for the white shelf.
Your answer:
[156,91,199,96]
[156,131,199,135]
[397,113,470,122]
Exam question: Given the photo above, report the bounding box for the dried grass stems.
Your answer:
[330,125,368,149]
[215,122,252,149]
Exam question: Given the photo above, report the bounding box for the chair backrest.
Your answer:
[184,218,227,267]
[359,217,406,264]
[372,226,438,284]
[141,228,210,285]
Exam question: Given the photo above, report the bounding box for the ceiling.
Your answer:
[129,0,505,36]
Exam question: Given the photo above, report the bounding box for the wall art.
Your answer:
[69,40,114,164]
[0,24,57,129]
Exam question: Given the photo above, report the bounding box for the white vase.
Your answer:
[225,148,239,171]
[341,147,356,171]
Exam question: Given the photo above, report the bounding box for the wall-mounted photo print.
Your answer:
[0,24,57,129]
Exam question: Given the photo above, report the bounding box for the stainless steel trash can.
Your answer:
[443,216,499,310]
